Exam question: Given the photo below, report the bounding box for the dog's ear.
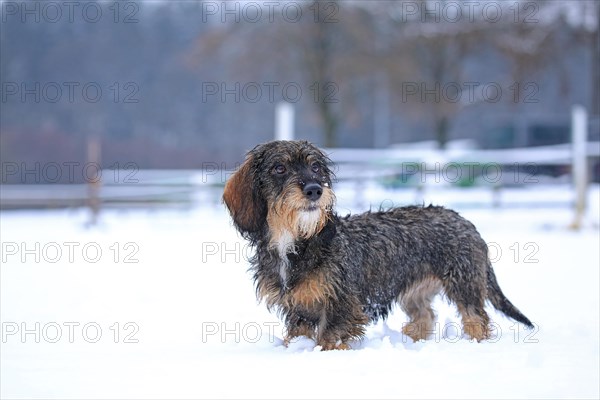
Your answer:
[223,154,266,235]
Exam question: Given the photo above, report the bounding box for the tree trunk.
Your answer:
[320,100,337,147]
[435,116,449,150]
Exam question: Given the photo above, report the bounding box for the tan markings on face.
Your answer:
[267,185,335,248]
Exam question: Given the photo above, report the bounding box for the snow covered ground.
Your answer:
[1,185,599,399]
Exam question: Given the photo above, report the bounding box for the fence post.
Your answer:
[275,102,294,141]
[86,134,101,225]
[570,105,588,229]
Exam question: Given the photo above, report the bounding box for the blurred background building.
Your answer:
[1,1,598,169]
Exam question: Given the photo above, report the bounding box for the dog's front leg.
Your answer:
[316,301,368,351]
[283,315,316,346]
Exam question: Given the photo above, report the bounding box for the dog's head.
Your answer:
[223,140,335,242]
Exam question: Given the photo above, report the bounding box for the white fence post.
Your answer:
[275,102,294,141]
[570,105,588,229]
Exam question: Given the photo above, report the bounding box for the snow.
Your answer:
[1,185,599,399]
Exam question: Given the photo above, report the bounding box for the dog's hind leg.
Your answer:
[438,245,493,342]
[400,276,442,342]
[457,305,490,342]
[443,275,491,341]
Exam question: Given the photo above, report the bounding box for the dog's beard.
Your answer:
[297,207,324,238]
[267,186,334,252]
[265,184,334,287]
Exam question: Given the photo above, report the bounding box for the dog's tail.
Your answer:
[486,264,534,328]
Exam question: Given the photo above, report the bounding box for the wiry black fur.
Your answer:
[223,140,533,350]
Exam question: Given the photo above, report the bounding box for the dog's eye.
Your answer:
[311,162,320,173]
[273,164,286,175]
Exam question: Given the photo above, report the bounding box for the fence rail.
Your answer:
[1,142,598,212]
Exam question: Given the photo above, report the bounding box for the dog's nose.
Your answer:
[303,183,323,201]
